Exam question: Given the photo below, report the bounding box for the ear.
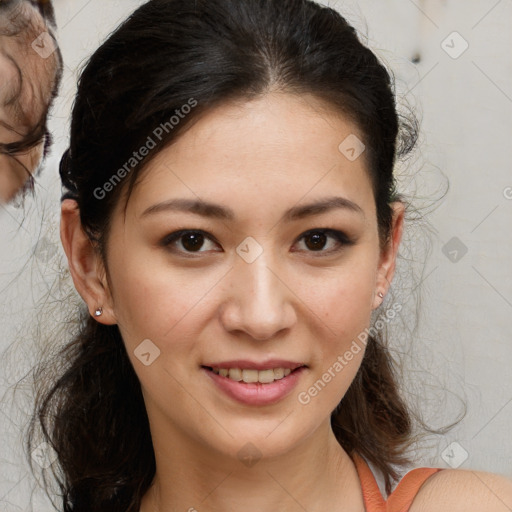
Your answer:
[372,201,405,310]
[60,199,117,324]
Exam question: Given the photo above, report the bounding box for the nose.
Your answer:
[219,248,297,341]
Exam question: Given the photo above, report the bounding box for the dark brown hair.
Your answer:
[27,0,454,510]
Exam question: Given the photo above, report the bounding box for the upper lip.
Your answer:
[202,359,306,371]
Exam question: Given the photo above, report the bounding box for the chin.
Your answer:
[209,417,318,463]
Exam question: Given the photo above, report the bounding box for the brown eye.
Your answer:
[181,232,205,252]
[294,229,354,255]
[161,230,221,255]
[304,232,328,251]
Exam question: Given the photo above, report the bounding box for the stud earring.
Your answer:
[94,307,103,317]
[378,292,384,299]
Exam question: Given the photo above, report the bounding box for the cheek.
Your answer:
[108,249,224,355]
[294,255,377,340]
[293,270,373,413]
[111,262,209,406]
[307,276,371,329]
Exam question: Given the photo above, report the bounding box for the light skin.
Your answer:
[61,92,512,511]
[0,0,60,203]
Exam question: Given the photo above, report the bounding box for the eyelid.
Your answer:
[295,228,353,244]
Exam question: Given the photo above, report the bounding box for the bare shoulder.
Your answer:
[409,467,512,512]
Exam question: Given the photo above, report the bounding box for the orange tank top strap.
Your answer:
[351,452,444,512]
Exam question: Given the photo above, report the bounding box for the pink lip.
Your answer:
[202,365,307,406]
[202,359,305,371]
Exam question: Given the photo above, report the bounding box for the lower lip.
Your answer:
[202,367,306,406]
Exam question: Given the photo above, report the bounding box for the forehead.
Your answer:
[127,92,374,220]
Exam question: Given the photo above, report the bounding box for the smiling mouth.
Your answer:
[202,366,305,384]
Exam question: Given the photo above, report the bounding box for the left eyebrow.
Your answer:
[140,195,365,222]
[284,196,365,222]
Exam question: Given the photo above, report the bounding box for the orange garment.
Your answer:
[352,453,444,512]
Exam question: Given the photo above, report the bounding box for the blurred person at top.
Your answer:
[0,0,62,205]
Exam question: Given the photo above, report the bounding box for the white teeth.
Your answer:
[228,368,242,381]
[273,368,285,379]
[258,369,275,384]
[242,369,259,383]
[210,367,299,383]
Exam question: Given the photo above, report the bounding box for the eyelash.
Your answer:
[160,228,355,257]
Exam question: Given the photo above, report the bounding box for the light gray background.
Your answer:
[1,0,511,509]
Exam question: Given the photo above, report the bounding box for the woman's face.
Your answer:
[98,92,403,461]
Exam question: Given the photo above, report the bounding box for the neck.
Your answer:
[140,419,364,512]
